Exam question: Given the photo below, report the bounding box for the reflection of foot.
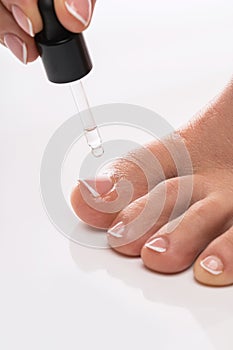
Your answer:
[71,81,233,287]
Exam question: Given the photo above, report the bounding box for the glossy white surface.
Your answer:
[1,0,233,349]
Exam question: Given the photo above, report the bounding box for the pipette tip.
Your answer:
[91,145,104,158]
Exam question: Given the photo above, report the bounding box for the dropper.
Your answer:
[70,81,104,157]
[35,0,104,157]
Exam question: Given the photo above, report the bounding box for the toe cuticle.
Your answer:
[145,237,168,253]
[200,255,224,275]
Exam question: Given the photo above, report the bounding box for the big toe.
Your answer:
[71,139,179,229]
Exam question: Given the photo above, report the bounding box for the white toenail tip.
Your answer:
[107,222,125,238]
[145,243,167,253]
[145,237,167,253]
[79,179,100,198]
[107,230,123,238]
[200,256,224,275]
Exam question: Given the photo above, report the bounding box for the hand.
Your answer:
[0,0,96,63]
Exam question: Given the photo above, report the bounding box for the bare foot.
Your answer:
[71,80,233,287]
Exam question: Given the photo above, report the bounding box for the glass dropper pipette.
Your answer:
[70,81,104,157]
[35,0,104,157]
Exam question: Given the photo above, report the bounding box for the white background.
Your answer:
[1,0,233,349]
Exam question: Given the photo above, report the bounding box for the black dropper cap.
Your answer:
[35,0,92,84]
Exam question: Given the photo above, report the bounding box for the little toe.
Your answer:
[194,224,233,286]
[141,194,232,273]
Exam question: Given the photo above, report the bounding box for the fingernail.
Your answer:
[79,176,114,198]
[200,255,224,275]
[4,34,27,64]
[12,5,34,37]
[145,237,168,253]
[107,222,125,238]
[65,0,92,26]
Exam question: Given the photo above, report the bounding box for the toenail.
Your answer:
[79,179,99,197]
[79,176,114,197]
[107,221,125,238]
[145,236,168,253]
[200,255,224,275]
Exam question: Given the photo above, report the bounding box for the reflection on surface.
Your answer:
[70,227,233,350]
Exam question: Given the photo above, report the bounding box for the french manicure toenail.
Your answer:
[200,255,224,275]
[12,5,34,37]
[4,34,27,64]
[79,179,100,198]
[145,237,168,253]
[79,177,114,198]
[65,0,92,26]
[108,222,125,238]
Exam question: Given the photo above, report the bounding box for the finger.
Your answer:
[55,0,96,33]
[0,2,38,63]
[2,0,43,36]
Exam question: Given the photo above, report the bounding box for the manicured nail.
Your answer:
[200,255,224,275]
[4,34,27,64]
[65,0,92,26]
[108,222,125,238]
[145,237,168,253]
[12,5,34,37]
[79,176,114,198]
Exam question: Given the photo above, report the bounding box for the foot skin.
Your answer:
[71,80,233,287]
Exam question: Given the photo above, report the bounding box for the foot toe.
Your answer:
[108,175,204,257]
[194,225,233,286]
[141,194,232,273]
[71,141,178,229]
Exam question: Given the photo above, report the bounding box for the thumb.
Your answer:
[54,0,96,33]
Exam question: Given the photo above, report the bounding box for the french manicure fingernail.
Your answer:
[4,34,27,64]
[145,237,168,253]
[65,0,92,26]
[200,255,224,275]
[79,176,114,198]
[12,5,34,37]
[108,222,125,238]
